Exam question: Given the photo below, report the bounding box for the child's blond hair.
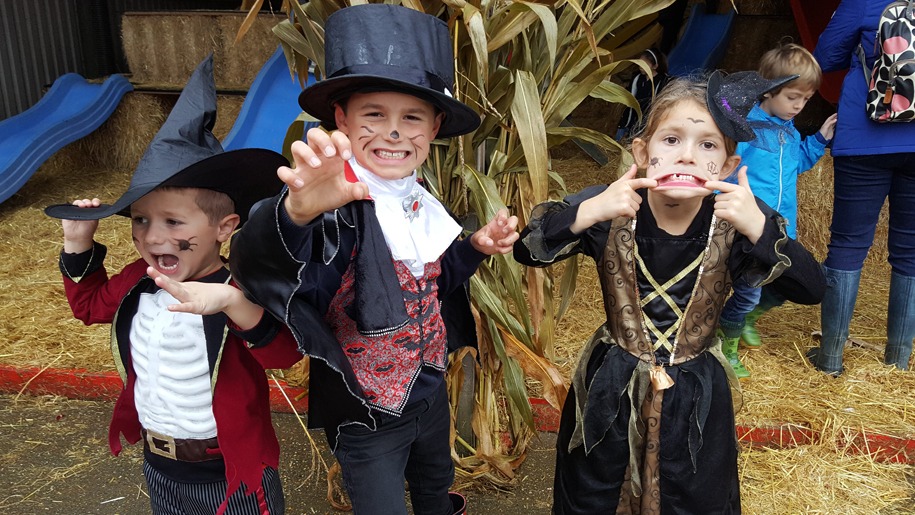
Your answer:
[636,76,738,156]
[758,42,822,92]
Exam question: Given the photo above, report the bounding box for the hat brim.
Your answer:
[45,148,288,226]
[706,71,799,143]
[298,75,481,139]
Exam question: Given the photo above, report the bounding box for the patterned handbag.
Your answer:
[858,0,915,122]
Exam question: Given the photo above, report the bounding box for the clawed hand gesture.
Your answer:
[471,208,520,255]
[279,129,370,225]
[705,166,766,243]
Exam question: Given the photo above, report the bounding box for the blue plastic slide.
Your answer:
[0,74,132,205]
[223,47,317,153]
[667,4,736,77]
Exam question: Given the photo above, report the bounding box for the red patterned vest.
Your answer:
[324,257,448,415]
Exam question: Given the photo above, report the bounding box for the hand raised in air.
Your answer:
[279,129,370,225]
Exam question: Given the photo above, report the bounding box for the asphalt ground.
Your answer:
[0,393,556,514]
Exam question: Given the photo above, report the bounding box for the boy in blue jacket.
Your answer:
[717,42,837,378]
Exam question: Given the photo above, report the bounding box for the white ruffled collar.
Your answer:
[349,159,462,277]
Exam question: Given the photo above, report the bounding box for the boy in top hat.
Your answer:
[227,4,519,514]
[45,55,303,515]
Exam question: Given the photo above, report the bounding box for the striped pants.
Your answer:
[144,461,285,514]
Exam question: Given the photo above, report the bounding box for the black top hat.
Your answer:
[298,4,481,139]
[706,70,798,142]
[45,55,288,226]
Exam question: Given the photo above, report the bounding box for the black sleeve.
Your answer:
[59,241,107,281]
[513,185,612,267]
[729,199,825,305]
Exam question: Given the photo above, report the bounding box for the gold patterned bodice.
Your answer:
[597,215,736,365]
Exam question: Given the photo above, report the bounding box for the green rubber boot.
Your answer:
[740,306,769,348]
[718,329,750,379]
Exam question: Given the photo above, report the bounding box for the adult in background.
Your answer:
[809,0,915,374]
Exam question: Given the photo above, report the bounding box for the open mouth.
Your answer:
[656,173,706,188]
[155,254,179,272]
[374,149,409,160]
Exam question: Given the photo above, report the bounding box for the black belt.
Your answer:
[141,428,222,462]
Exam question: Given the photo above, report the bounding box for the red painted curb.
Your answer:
[0,365,309,413]
[2,365,912,464]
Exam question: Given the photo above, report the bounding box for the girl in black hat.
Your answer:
[228,5,518,515]
[514,73,826,513]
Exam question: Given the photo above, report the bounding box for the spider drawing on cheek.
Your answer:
[175,237,197,252]
[649,157,662,168]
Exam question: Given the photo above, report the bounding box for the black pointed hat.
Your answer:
[707,70,799,142]
[298,4,481,138]
[45,54,288,225]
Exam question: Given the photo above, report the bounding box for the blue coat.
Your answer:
[814,0,915,156]
[734,104,828,239]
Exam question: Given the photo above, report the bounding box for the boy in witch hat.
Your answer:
[45,54,303,515]
[227,4,519,514]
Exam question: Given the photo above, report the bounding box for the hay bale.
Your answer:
[121,12,284,90]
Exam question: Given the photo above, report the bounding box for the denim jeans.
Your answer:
[720,278,763,332]
[719,279,785,335]
[825,153,915,275]
[331,381,454,515]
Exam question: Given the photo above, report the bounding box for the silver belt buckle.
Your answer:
[145,429,177,460]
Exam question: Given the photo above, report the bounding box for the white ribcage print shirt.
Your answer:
[130,289,217,439]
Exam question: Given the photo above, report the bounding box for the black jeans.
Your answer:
[331,381,454,515]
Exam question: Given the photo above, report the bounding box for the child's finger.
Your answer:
[277,166,305,190]
[612,164,638,183]
[735,166,752,192]
[329,131,353,161]
[704,180,738,193]
[290,140,322,169]
[628,178,659,191]
[304,128,333,157]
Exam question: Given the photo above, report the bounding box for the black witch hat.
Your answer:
[707,70,799,142]
[45,54,288,225]
[298,4,480,138]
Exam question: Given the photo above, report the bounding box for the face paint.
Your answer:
[390,130,400,139]
[707,162,718,175]
[650,157,661,168]
[687,117,705,124]
[175,237,197,252]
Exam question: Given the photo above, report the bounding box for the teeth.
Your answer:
[157,255,177,271]
[377,150,407,159]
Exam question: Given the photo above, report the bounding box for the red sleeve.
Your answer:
[63,259,148,325]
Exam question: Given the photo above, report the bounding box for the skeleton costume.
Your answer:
[46,55,298,515]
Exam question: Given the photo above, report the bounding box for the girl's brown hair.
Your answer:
[634,76,738,156]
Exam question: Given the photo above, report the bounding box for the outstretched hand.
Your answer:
[148,267,238,315]
[471,208,520,255]
[705,166,766,243]
[572,165,658,233]
[280,129,370,225]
